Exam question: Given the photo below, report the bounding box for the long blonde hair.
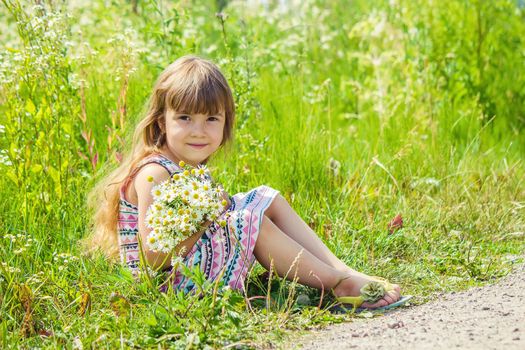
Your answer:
[83,55,235,260]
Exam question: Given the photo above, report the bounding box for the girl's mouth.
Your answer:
[187,143,208,149]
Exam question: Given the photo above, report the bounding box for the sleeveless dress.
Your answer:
[117,153,279,293]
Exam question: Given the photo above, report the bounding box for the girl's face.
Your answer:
[160,109,225,166]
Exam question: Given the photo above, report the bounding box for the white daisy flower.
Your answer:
[145,164,226,254]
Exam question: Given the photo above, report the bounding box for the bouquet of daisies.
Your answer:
[145,161,228,256]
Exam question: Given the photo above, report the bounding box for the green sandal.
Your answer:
[331,276,401,312]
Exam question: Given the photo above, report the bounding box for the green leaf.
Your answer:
[30,164,43,173]
[61,121,72,135]
[109,292,131,317]
[48,165,60,184]
[26,99,36,115]
[35,107,44,123]
[6,170,18,186]
[227,310,241,326]
[144,314,157,326]
[9,143,17,160]
[61,160,69,172]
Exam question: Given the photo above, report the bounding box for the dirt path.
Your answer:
[292,261,525,350]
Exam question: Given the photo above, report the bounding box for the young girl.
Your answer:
[86,55,407,311]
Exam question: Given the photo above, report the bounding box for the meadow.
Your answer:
[1,0,524,348]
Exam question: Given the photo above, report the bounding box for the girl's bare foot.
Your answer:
[332,272,401,308]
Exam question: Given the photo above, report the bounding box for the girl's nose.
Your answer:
[190,121,206,136]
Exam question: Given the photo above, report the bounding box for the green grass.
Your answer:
[1,0,524,348]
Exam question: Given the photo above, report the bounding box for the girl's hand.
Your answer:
[174,220,211,258]
[170,190,231,261]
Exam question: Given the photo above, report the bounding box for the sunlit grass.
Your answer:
[0,0,524,348]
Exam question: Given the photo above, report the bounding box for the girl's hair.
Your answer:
[82,55,235,260]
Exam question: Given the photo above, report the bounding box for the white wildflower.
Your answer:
[13,248,26,255]
[171,255,184,267]
[138,266,159,278]
[1,261,21,274]
[72,336,83,350]
[27,271,45,285]
[0,150,12,166]
[145,164,227,254]
[328,158,341,177]
[53,252,79,266]
[3,233,16,242]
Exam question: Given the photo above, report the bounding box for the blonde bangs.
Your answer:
[166,81,228,117]
[163,59,234,119]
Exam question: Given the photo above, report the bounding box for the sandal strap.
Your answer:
[331,275,352,292]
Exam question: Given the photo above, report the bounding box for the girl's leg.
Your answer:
[265,195,354,273]
[254,216,347,289]
[254,216,400,307]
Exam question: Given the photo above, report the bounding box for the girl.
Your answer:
[86,55,407,311]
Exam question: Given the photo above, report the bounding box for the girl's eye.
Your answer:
[207,116,219,122]
[178,115,191,121]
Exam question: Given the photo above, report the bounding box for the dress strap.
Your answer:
[120,154,181,201]
[139,153,180,175]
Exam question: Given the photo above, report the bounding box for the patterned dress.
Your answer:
[117,154,278,293]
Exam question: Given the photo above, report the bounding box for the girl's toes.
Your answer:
[362,300,383,308]
[360,300,373,308]
[372,299,389,308]
[383,293,395,305]
[392,283,401,293]
[386,290,400,302]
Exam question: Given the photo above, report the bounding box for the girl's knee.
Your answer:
[266,194,287,220]
[259,216,278,240]
[260,215,273,231]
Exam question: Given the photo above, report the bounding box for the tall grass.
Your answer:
[1,0,524,348]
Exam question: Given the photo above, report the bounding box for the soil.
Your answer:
[291,261,525,350]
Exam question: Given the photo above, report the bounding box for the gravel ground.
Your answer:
[292,262,525,350]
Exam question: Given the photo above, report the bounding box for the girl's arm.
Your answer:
[135,164,173,270]
[135,164,208,270]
